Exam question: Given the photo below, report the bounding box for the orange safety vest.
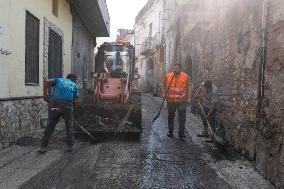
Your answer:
[163,72,190,103]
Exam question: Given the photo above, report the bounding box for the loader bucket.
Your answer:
[73,93,142,138]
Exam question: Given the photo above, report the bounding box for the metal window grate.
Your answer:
[48,29,62,79]
[25,11,40,84]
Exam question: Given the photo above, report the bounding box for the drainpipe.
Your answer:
[256,0,269,129]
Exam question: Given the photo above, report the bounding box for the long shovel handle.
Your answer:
[152,74,175,123]
[74,121,96,142]
[197,100,214,136]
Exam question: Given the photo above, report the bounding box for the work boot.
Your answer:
[178,133,186,141]
[67,145,75,152]
[167,130,173,138]
[38,146,48,154]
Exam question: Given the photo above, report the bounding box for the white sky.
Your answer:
[98,0,148,43]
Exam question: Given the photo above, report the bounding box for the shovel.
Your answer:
[73,120,97,143]
[197,100,226,147]
[152,74,175,123]
[197,100,214,137]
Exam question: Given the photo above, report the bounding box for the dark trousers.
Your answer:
[167,102,186,135]
[41,103,75,147]
[202,106,216,133]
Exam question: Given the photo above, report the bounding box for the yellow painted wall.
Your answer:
[0,0,72,98]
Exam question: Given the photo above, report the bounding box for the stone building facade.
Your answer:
[134,0,165,94]
[135,0,226,92]
[135,0,283,187]
[0,0,109,149]
[179,0,284,187]
[163,0,227,87]
[180,0,284,188]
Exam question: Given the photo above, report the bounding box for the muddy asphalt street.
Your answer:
[0,94,274,189]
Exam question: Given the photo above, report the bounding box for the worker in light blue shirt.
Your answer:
[39,73,80,153]
[50,77,80,109]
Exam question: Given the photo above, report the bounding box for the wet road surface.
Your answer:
[4,94,232,188]
[16,95,229,189]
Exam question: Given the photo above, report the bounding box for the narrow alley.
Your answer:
[0,0,283,188]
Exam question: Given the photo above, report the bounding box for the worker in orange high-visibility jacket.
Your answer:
[163,63,191,141]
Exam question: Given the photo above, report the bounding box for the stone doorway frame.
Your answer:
[43,18,64,79]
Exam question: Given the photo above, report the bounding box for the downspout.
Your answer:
[256,0,269,129]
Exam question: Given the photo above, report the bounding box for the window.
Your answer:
[25,11,40,85]
[52,0,59,17]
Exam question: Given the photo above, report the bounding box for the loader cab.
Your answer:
[102,44,134,78]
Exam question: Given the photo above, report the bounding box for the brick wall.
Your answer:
[180,0,284,187]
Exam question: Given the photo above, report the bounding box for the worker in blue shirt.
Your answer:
[39,73,80,153]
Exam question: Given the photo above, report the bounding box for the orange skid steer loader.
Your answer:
[74,42,142,139]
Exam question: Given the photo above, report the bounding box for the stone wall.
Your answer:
[180,0,284,187]
[0,98,47,149]
[257,0,284,186]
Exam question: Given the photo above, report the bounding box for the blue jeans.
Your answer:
[203,106,216,131]
[41,103,75,147]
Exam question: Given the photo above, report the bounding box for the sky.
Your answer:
[98,0,148,43]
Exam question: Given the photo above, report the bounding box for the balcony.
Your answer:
[69,0,110,37]
[152,32,162,49]
[140,37,154,56]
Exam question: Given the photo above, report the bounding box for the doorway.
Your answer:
[48,29,63,78]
